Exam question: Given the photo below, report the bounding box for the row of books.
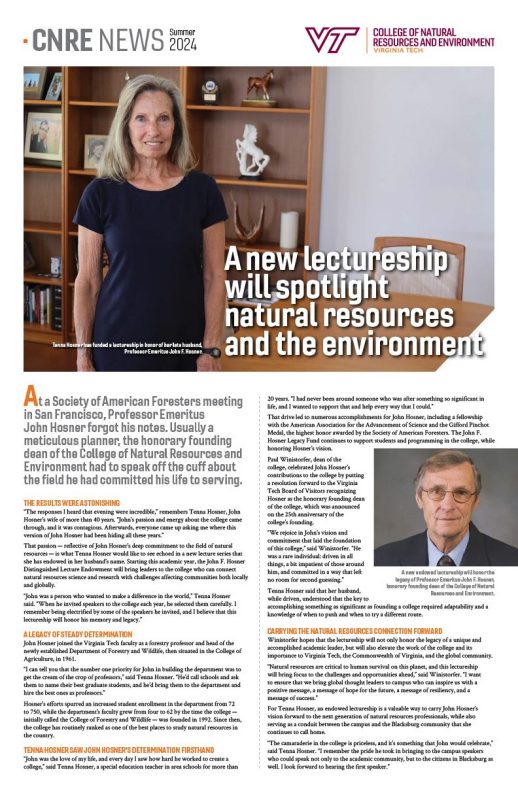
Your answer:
[24,284,62,330]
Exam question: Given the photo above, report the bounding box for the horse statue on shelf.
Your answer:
[235,124,270,178]
[246,69,274,101]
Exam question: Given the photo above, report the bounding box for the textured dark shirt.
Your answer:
[73,172,227,371]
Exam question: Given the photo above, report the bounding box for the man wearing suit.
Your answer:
[375,450,518,567]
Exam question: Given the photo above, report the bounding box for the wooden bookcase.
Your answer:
[23,66,64,351]
[23,66,326,370]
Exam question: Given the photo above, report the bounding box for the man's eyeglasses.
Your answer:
[420,488,478,503]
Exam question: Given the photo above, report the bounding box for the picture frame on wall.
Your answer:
[24,111,63,165]
[23,67,48,100]
[45,72,63,101]
[83,134,108,169]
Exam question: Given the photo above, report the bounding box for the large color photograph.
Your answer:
[23,66,494,372]
[374,449,518,566]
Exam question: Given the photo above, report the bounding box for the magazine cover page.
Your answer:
[3,1,516,797]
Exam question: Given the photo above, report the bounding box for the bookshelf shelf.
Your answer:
[24,220,61,235]
[69,100,118,108]
[215,175,308,190]
[24,322,57,343]
[186,104,310,115]
[24,99,62,107]
[24,165,61,174]
[24,273,61,286]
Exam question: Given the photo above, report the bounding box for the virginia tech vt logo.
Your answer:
[305,26,360,53]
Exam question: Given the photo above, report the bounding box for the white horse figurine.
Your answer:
[235,124,270,178]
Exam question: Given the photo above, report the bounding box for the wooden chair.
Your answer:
[373,236,465,300]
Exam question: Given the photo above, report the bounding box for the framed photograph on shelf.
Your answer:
[23,67,48,100]
[83,134,108,169]
[45,72,63,101]
[24,111,62,165]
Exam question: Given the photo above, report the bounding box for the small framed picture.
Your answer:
[24,111,62,165]
[24,67,48,100]
[84,134,108,169]
[45,72,63,101]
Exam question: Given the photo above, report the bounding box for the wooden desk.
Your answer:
[221,293,492,372]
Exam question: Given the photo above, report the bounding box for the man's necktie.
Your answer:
[437,555,455,566]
